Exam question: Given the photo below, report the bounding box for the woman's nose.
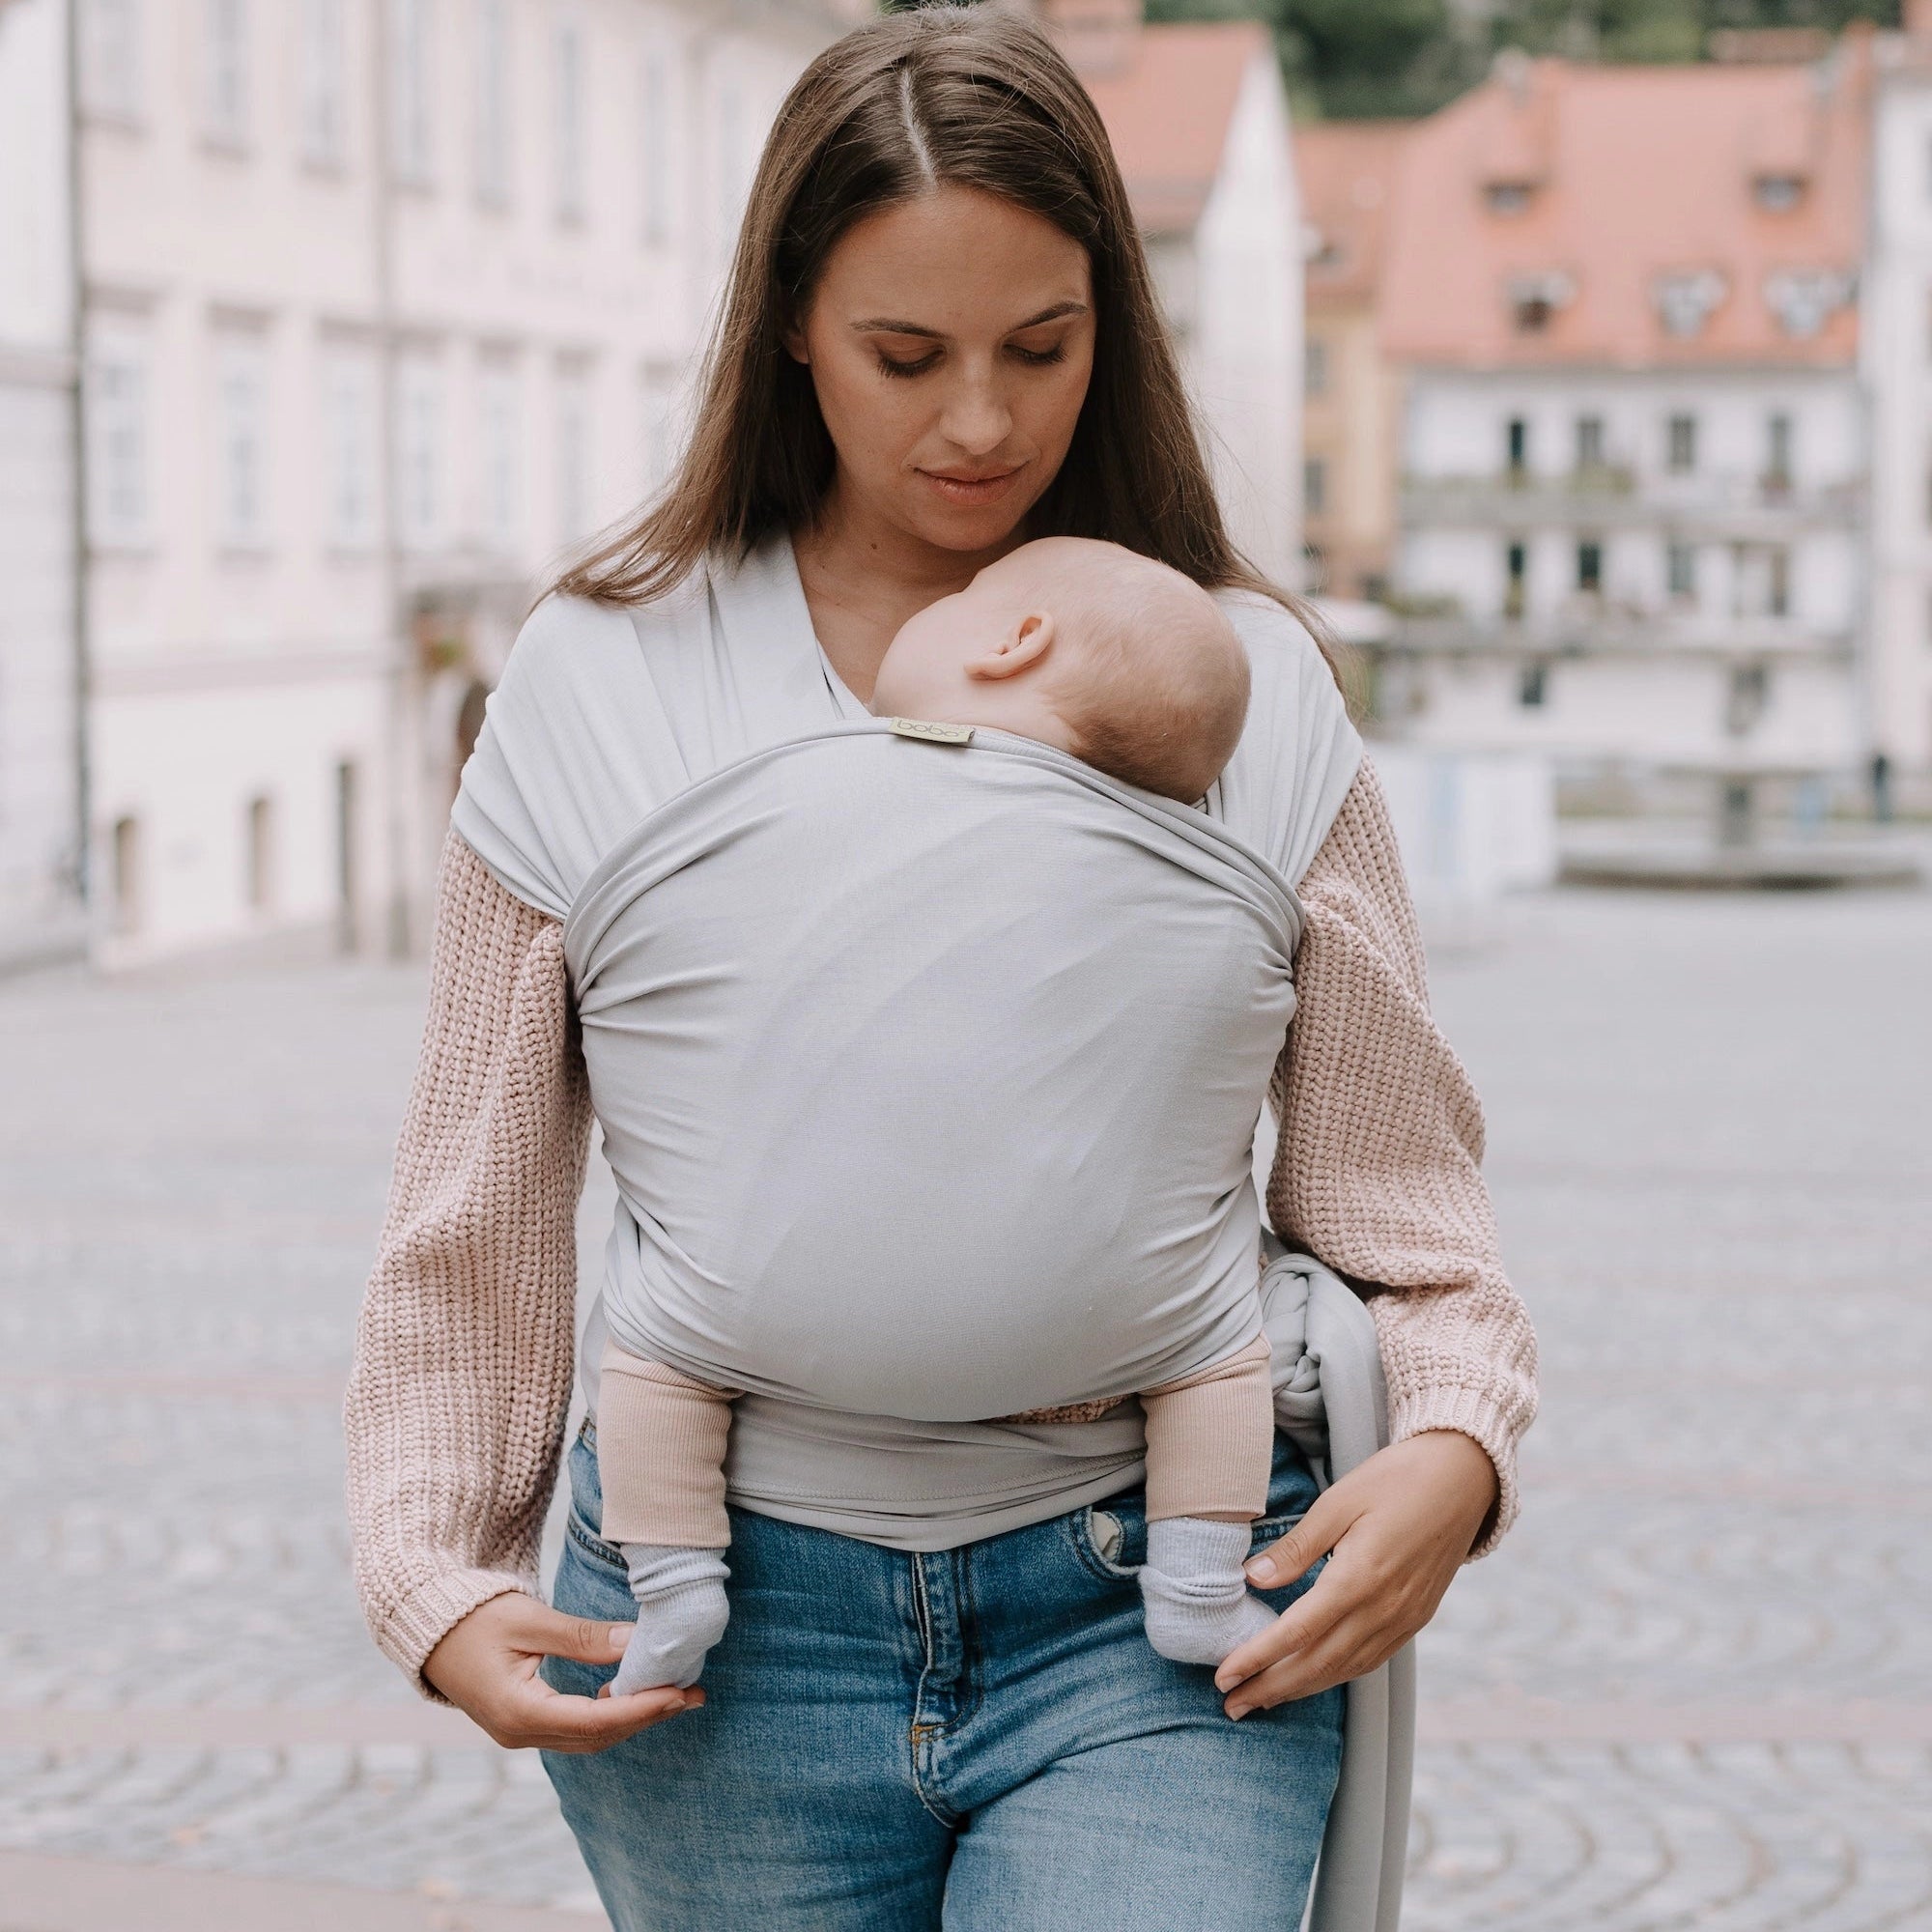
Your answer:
[937,376,1013,458]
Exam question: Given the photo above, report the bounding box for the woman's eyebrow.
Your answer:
[847,299,1091,339]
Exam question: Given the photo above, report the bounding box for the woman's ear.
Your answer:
[966,611,1056,682]
[781,306,810,365]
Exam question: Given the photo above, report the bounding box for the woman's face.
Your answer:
[786,185,1096,557]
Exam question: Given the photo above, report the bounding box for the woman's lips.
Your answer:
[917,466,1024,507]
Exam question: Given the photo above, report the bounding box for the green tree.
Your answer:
[1142,0,1900,119]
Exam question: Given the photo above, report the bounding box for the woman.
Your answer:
[346,10,1536,1927]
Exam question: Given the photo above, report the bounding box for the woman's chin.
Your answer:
[900,498,1030,557]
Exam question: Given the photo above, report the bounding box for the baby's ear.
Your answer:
[966,611,1056,682]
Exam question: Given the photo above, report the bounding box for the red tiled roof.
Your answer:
[1378,43,1871,369]
[1296,121,1410,305]
[1081,22,1272,236]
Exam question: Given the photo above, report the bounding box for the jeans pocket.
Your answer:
[563,1424,627,1575]
[1071,1491,1149,1580]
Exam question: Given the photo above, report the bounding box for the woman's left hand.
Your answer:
[1214,1429,1497,1719]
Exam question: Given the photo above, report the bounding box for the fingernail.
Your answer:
[610,1627,632,1650]
[1246,1557,1277,1584]
[1227,1704,1250,1722]
[663,1695,687,1715]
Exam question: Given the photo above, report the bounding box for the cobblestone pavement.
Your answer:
[1,885,1928,1928]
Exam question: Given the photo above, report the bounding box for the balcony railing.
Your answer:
[1378,607,1854,663]
[1401,470,1862,530]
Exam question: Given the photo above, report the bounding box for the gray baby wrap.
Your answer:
[451,545,1363,1548]
[566,721,1300,1436]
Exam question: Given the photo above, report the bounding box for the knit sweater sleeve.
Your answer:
[1268,759,1538,1556]
[345,830,593,1696]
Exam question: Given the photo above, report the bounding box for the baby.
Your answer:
[601,537,1282,1695]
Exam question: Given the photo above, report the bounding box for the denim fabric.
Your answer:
[543,1425,1343,1930]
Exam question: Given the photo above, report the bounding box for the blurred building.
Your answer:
[71,0,848,965]
[1867,9,1932,798]
[1296,120,1406,601]
[0,0,85,970]
[1372,42,1871,799]
[1050,0,1303,584]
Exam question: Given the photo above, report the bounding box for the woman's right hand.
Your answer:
[423,1593,701,1752]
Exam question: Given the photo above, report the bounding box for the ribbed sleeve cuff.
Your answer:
[373,1566,538,1703]
[1386,1381,1522,1560]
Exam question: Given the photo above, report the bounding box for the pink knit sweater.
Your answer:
[346,760,1538,1692]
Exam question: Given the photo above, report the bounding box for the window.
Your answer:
[82,0,143,121]
[1577,540,1602,594]
[1765,412,1793,494]
[214,330,270,550]
[475,0,511,207]
[300,0,347,168]
[1667,542,1696,600]
[1575,415,1605,472]
[640,49,670,244]
[555,359,593,542]
[1765,269,1848,340]
[1505,416,1528,477]
[1654,270,1726,340]
[1517,661,1548,707]
[1769,548,1789,617]
[479,356,521,550]
[86,327,150,546]
[639,361,680,495]
[1504,540,1526,620]
[396,351,442,547]
[1507,270,1573,334]
[554,18,586,225]
[1303,456,1327,517]
[321,342,378,550]
[390,0,431,186]
[1725,663,1770,736]
[244,796,275,912]
[204,0,249,147]
[715,83,749,245]
[1304,336,1329,397]
[110,815,142,936]
[1667,413,1696,473]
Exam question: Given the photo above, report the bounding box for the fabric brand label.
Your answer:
[886,718,975,746]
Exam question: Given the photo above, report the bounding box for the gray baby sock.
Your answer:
[611,1544,731,1696]
[1140,1518,1280,1666]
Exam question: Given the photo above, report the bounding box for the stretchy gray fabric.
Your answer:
[569,721,1297,1430]
[453,536,1363,1548]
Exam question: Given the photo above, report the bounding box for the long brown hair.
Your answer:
[553,4,1335,678]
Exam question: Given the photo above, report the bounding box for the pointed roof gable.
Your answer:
[1079,21,1273,237]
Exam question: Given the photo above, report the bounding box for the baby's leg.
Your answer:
[597,1342,740,1695]
[1136,1331,1280,1666]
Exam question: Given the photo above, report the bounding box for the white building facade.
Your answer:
[75,0,844,964]
[1390,367,1864,774]
[1065,5,1302,584]
[0,0,85,968]
[1866,23,1932,791]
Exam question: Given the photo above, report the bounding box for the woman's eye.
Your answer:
[875,351,940,380]
[1009,341,1067,368]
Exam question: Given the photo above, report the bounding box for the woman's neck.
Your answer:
[794,487,1023,707]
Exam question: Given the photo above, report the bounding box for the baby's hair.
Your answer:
[1050,552,1251,805]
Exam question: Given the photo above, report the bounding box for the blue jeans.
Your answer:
[544,1424,1342,1930]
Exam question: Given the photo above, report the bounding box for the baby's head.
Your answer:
[871,538,1249,804]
